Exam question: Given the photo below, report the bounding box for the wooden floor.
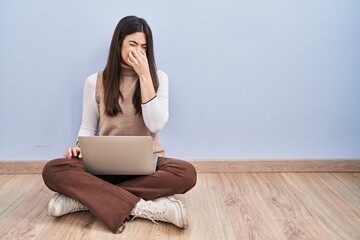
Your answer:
[0,172,360,239]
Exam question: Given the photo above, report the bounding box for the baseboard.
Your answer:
[191,159,360,173]
[0,160,47,174]
[0,159,359,174]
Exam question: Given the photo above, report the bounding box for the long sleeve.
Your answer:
[78,73,99,137]
[141,71,169,133]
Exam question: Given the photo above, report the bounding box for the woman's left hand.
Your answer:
[128,49,151,77]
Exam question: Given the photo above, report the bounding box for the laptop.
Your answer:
[78,136,158,175]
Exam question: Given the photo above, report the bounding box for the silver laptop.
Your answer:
[78,136,158,175]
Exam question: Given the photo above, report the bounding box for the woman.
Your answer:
[42,16,197,234]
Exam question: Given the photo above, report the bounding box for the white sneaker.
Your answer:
[48,193,88,217]
[131,196,188,229]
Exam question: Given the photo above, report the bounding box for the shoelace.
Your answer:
[54,194,87,213]
[131,201,168,224]
[70,199,88,213]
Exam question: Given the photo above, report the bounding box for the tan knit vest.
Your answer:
[95,71,164,156]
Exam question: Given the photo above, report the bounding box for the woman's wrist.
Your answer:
[142,95,156,104]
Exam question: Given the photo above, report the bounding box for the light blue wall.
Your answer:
[0,0,359,160]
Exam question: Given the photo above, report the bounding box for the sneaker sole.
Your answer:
[166,196,189,229]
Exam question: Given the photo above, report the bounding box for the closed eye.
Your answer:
[129,41,137,46]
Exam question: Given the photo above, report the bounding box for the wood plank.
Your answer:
[0,175,54,239]
[219,173,287,240]
[282,173,360,240]
[1,159,360,174]
[332,172,360,193]
[315,173,360,215]
[248,173,335,240]
[0,175,42,220]
[184,173,236,240]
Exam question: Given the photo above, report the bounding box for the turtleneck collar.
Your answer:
[120,63,138,78]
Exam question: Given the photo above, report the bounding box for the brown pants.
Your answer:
[42,157,197,233]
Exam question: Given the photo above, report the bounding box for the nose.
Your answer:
[136,46,145,53]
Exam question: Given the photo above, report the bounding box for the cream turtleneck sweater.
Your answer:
[78,68,169,155]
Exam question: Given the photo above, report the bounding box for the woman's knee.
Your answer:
[158,157,197,191]
[181,160,197,190]
[42,158,70,190]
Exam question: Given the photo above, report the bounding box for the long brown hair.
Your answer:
[103,16,159,116]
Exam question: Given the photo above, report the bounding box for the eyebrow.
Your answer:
[129,40,147,46]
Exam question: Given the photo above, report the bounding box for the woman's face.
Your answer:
[121,32,147,67]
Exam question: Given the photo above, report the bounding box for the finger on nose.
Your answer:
[130,51,137,59]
